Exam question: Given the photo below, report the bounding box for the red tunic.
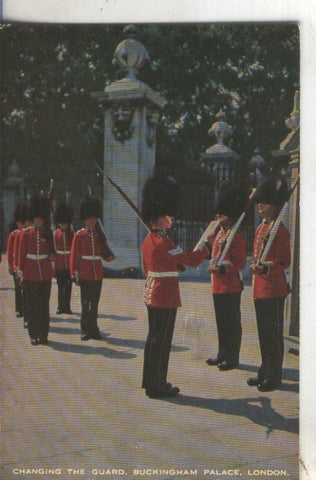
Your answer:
[253,222,291,299]
[69,228,105,281]
[210,229,246,294]
[6,230,18,272]
[142,231,209,308]
[12,229,24,273]
[18,227,55,282]
[54,228,74,270]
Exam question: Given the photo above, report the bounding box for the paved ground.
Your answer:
[0,261,299,480]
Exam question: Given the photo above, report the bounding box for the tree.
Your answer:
[0,23,299,210]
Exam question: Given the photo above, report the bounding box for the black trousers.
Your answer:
[56,269,72,312]
[142,306,177,393]
[213,292,242,365]
[254,296,285,385]
[13,272,23,315]
[22,283,30,325]
[24,280,52,340]
[79,279,102,336]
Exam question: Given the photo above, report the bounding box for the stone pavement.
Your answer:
[0,261,299,480]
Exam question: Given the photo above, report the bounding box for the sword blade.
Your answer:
[106,176,151,232]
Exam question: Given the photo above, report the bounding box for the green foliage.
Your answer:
[1,23,299,209]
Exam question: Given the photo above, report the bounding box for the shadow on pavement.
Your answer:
[47,340,137,359]
[164,394,299,435]
[105,335,189,352]
[238,364,299,382]
[97,313,137,321]
[50,316,79,323]
[49,325,80,335]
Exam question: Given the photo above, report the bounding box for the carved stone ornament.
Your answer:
[146,109,160,147]
[112,25,150,80]
[285,90,299,131]
[111,103,135,143]
[208,109,233,145]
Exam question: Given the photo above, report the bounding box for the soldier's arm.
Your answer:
[69,233,80,284]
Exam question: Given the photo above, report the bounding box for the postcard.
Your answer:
[1,2,315,479]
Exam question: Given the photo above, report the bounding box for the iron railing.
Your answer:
[173,219,254,256]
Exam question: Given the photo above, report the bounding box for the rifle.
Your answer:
[106,175,151,233]
[193,220,220,252]
[48,179,57,252]
[216,188,256,265]
[257,177,299,264]
[87,184,116,262]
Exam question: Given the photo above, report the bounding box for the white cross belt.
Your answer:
[81,255,102,260]
[147,271,178,278]
[26,254,48,260]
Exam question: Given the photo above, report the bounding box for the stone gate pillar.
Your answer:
[200,109,240,200]
[92,26,167,272]
[271,91,300,337]
[280,91,300,337]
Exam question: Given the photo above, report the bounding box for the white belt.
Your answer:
[147,271,178,278]
[26,254,48,260]
[56,250,71,254]
[81,255,102,260]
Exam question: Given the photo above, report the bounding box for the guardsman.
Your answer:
[15,204,34,329]
[70,195,115,341]
[247,174,291,392]
[141,173,213,399]
[6,203,27,318]
[206,185,247,371]
[54,202,74,314]
[17,193,55,345]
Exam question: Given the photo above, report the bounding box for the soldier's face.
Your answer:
[84,217,96,229]
[216,214,231,227]
[164,215,174,227]
[258,203,277,219]
[34,217,44,227]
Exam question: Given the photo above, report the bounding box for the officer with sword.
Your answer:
[107,171,215,398]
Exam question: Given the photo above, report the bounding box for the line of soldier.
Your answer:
[6,169,291,399]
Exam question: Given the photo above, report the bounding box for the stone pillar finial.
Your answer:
[249,147,267,186]
[208,109,233,145]
[9,160,20,179]
[285,90,300,131]
[112,25,150,80]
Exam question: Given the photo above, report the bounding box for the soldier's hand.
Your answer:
[177,264,186,273]
[249,263,264,275]
[206,233,216,245]
[208,264,220,273]
[106,254,116,263]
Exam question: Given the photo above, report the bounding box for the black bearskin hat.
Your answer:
[215,184,248,220]
[29,192,51,220]
[254,173,289,207]
[14,203,28,223]
[79,196,102,221]
[55,202,74,224]
[142,173,178,223]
